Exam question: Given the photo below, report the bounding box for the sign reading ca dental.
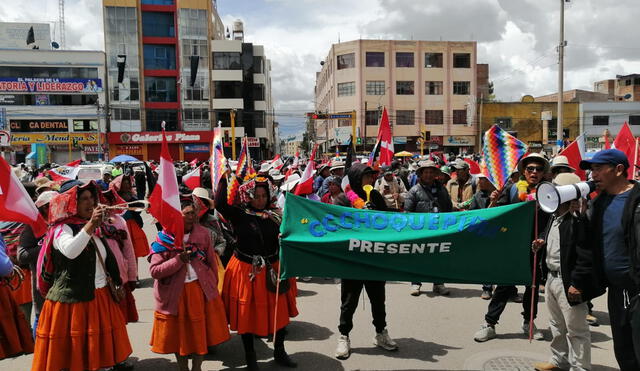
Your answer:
[10,119,69,132]
[279,194,534,285]
[108,131,214,144]
[10,133,102,145]
[0,78,103,93]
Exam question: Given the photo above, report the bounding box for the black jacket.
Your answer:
[588,181,640,288]
[341,164,388,211]
[404,181,452,213]
[540,213,606,305]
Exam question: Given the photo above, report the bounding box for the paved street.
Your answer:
[2,215,620,370]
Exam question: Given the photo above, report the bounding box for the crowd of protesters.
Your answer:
[1,146,639,371]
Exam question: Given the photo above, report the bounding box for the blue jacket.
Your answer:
[0,235,13,277]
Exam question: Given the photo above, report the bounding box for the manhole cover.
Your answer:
[482,356,537,371]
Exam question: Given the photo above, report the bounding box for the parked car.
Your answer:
[77,163,113,182]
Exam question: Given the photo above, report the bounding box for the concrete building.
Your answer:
[580,101,640,150]
[0,42,107,164]
[282,135,302,157]
[102,0,228,161]
[534,89,610,103]
[315,39,484,154]
[594,74,640,101]
[210,20,276,160]
[481,101,580,153]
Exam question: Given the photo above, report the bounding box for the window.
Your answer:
[212,52,241,70]
[593,115,609,126]
[453,53,471,68]
[143,45,176,69]
[213,110,232,127]
[146,109,178,131]
[113,108,140,120]
[142,12,175,37]
[366,52,385,67]
[184,75,208,101]
[337,81,355,96]
[425,110,443,125]
[425,81,443,95]
[141,0,173,4]
[247,111,266,128]
[253,84,265,101]
[336,53,355,70]
[625,79,632,86]
[453,110,467,125]
[453,81,470,95]
[395,52,414,68]
[630,115,640,125]
[365,110,379,126]
[253,56,264,73]
[72,120,98,131]
[396,81,414,95]
[214,81,242,99]
[179,8,207,37]
[183,108,208,121]
[396,110,415,125]
[144,77,177,102]
[366,81,385,95]
[494,117,512,129]
[425,53,443,68]
[635,78,640,85]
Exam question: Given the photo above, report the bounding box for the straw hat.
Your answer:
[35,190,58,208]
[550,155,576,172]
[517,153,550,174]
[280,173,301,192]
[192,187,214,208]
[552,172,581,186]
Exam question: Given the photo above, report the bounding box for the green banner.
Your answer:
[279,194,535,285]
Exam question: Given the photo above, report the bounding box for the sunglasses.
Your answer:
[525,166,544,172]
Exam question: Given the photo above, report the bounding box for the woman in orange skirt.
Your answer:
[0,235,34,360]
[32,180,133,371]
[149,198,230,371]
[216,177,298,371]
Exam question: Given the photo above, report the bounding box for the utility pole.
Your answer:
[556,0,566,154]
[363,101,367,153]
[96,97,104,161]
[230,109,236,159]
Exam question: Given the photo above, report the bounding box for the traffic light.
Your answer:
[224,130,230,146]
[307,112,329,120]
[424,131,431,141]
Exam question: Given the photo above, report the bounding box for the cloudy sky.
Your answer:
[2,0,639,137]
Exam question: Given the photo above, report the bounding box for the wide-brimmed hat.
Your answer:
[450,159,470,170]
[259,162,272,173]
[330,160,345,171]
[550,155,576,172]
[280,173,302,192]
[517,153,550,174]
[35,190,58,208]
[192,187,214,208]
[34,177,55,194]
[416,160,440,173]
[317,163,330,173]
[268,168,285,181]
[552,172,581,186]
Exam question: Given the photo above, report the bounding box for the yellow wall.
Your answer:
[481,102,580,144]
[103,0,137,6]
[178,0,209,9]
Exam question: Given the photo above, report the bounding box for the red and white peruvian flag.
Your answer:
[0,157,47,237]
[65,159,82,167]
[189,158,198,168]
[294,144,318,196]
[560,134,586,180]
[148,125,184,247]
[48,166,80,182]
[183,164,202,190]
[613,122,636,180]
[377,107,394,166]
[292,150,300,168]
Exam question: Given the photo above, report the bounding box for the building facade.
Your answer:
[580,101,640,150]
[0,44,107,164]
[314,39,484,154]
[102,0,228,161]
[481,101,580,153]
[594,74,640,102]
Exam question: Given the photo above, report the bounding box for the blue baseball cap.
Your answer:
[579,149,629,170]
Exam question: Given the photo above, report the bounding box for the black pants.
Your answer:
[608,285,640,371]
[338,280,386,336]
[484,285,539,325]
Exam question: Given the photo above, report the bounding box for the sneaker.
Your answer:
[522,321,545,341]
[586,313,599,326]
[480,289,492,300]
[473,323,496,342]
[410,284,421,296]
[509,293,523,303]
[335,335,351,360]
[433,283,450,296]
[300,277,311,282]
[373,329,398,351]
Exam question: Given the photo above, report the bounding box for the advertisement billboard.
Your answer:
[0,77,103,93]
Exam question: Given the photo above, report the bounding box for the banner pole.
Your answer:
[271,262,282,343]
[529,202,539,342]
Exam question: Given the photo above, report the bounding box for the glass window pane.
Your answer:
[453,53,471,68]
[395,52,414,68]
[337,53,355,70]
[142,12,175,37]
[425,53,443,68]
[396,110,414,125]
[425,81,443,95]
[337,81,355,96]
[366,52,385,67]
[144,77,177,102]
[396,81,414,95]
[425,110,443,125]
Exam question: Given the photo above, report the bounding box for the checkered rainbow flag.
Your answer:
[482,124,528,189]
[227,136,252,205]
[210,121,226,194]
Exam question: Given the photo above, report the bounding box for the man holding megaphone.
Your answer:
[579,149,640,371]
[531,173,605,371]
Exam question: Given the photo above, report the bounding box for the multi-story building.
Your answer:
[0,24,107,164]
[282,135,302,157]
[594,74,640,101]
[314,39,485,154]
[580,101,640,150]
[209,20,276,160]
[534,89,610,103]
[102,0,227,161]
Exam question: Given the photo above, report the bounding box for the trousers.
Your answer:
[608,285,640,371]
[338,280,386,336]
[485,285,539,325]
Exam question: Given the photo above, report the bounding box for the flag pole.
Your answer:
[272,262,282,342]
[529,202,539,342]
[634,137,639,180]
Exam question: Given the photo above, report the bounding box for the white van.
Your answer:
[77,164,113,182]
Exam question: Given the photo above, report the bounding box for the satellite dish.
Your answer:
[521,95,535,103]
[320,61,325,66]
[51,42,60,49]
[624,93,632,100]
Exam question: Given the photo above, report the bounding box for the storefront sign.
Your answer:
[0,95,16,105]
[184,144,210,153]
[0,130,10,146]
[82,145,101,154]
[183,122,211,131]
[10,119,69,132]
[393,136,407,144]
[444,135,475,146]
[108,131,213,144]
[333,127,360,145]
[426,136,443,146]
[115,144,143,156]
[0,77,103,93]
[528,141,543,149]
[10,133,102,145]
[247,137,260,147]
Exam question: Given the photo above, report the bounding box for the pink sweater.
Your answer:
[149,224,219,315]
[105,215,137,284]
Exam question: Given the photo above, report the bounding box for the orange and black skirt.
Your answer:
[150,280,230,356]
[117,285,139,323]
[0,284,34,360]
[10,269,32,306]
[222,255,298,337]
[32,287,132,371]
[126,219,150,258]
